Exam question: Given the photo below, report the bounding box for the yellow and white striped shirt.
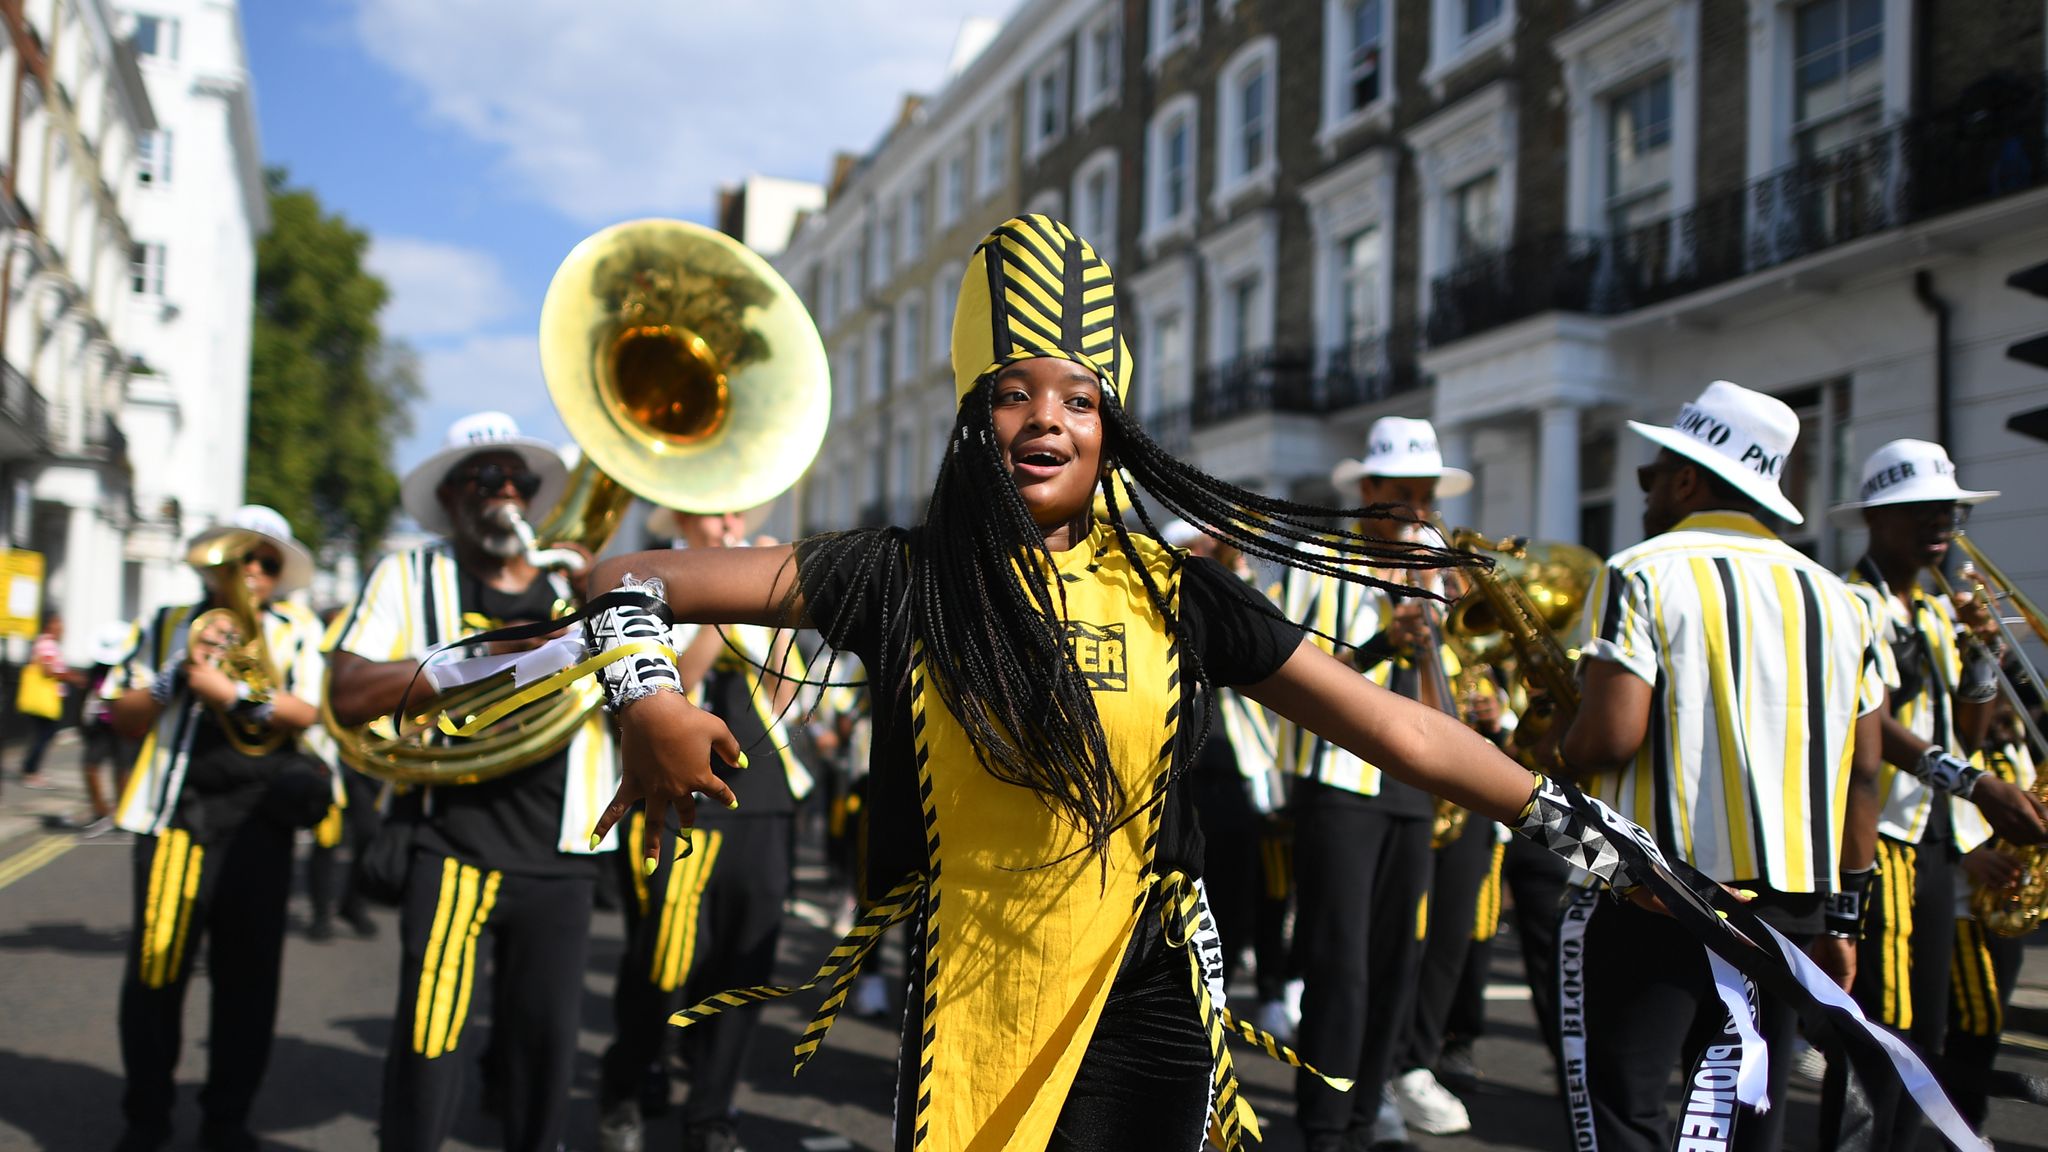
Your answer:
[1582,512,1887,892]
[1845,566,1982,850]
[328,544,618,855]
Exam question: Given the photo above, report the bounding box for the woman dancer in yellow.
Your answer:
[578,216,1640,1151]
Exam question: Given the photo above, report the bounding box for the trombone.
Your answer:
[1925,530,2047,756]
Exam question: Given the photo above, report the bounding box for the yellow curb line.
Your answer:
[0,835,75,892]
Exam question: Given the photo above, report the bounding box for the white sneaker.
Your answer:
[1391,1066,1472,1136]
[1371,1084,1409,1146]
[849,973,891,1019]
[1254,998,1294,1045]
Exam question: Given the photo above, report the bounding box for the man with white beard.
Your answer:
[326,412,620,1152]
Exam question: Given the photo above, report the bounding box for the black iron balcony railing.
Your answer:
[1428,70,2048,346]
[0,358,49,451]
[1141,332,1423,447]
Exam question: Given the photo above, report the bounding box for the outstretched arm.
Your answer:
[585,545,806,630]
[1242,638,1539,824]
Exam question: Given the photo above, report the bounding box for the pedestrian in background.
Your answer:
[13,610,77,788]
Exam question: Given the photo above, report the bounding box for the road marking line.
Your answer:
[0,835,76,891]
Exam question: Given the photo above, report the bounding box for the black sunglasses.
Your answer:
[241,551,283,577]
[452,463,543,500]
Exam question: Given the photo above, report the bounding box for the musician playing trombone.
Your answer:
[325,411,617,1152]
[1825,438,2048,1152]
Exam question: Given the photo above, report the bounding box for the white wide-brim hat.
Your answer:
[646,502,774,543]
[1626,380,1805,525]
[186,504,317,594]
[1828,438,1999,524]
[1330,415,1473,498]
[401,411,569,536]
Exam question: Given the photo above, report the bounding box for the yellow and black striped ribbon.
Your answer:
[1951,918,2001,1037]
[666,875,925,1075]
[1156,870,1352,1150]
[650,828,723,993]
[411,856,503,1059]
[138,828,204,989]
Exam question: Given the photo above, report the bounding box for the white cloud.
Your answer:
[349,0,1011,224]
[364,236,520,340]
[399,333,568,475]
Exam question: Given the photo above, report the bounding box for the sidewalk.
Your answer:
[0,734,108,847]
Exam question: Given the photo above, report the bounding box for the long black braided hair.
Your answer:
[790,369,1487,867]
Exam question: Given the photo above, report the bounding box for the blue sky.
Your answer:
[244,0,1011,474]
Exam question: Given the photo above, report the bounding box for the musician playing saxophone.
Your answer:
[1825,438,2047,1152]
[326,411,615,1152]
[105,505,333,1152]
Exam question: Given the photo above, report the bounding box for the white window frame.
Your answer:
[1406,81,1518,298]
[1744,0,1911,180]
[1554,0,1701,234]
[866,314,893,402]
[832,338,861,417]
[978,112,1010,201]
[896,291,925,386]
[1301,148,1397,364]
[939,148,969,227]
[1147,0,1201,71]
[1077,6,1123,123]
[1423,0,1516,91]
[1025,187,1065,219]
[1125,253,1199,421]
[900,184,928,264]
[868,210,894,291]
[1070,147,1120,267]
[1319,0,1397,154]
[1198,209,1278,367]
[1213,37,1279,215]
[130,13,179,61]
[1026,51,1071,162]
[931,263,962,370]
[137,128,171,186]
[1143,94,1201,255]
[129,241,165,295]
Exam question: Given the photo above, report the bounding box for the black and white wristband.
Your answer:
[1825,865,1876,940]
[1914,746,1985,798]
[1511,773,1641,892]
[587,575,684,713]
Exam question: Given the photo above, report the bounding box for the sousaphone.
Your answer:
[328,220,830,784]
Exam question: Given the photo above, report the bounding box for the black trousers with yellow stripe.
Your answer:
[379,849,593,1152]
[600,814,791,1128]
[1945,916,2026,1131]
[119,814,295,1134]
[1821,835,1955,1152]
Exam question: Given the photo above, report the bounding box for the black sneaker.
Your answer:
[197,1123,260,1152]
[111,1124,172,1152]
[1437,1038,1480,1091]
[341,907,379,939]
[307,917,334,942]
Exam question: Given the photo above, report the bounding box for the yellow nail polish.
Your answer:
[589,832,602,851]
[1736,888,1759,900]
[736,751,750,769]
[643,856,658,876]
[727,795,740,810]
[1716,910,1730,920]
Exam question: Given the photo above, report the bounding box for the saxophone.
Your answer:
[1968,739,2048,937]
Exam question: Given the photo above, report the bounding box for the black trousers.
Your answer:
[1945,914,2026,1131]
[1822,835,1955,1152]
[119,814,295,1133]
[1503,832,1574,1061]
[1291,786,1433,1136]
[600,815,791,1128]
[379,850,593,1152]
[1401,818,1498,1073]
[308,768,381,921]
[1578,895,1810,1152]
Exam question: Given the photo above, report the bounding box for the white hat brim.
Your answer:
[1330,459,1475,500]
[186,525,317,595]
[401,438,569,535]
[1826,487,2000,525]
[1628,422,1805,525]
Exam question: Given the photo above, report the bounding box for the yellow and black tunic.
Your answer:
[794,518,1303,1148]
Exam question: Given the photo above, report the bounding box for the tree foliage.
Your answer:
[247,169,420,562]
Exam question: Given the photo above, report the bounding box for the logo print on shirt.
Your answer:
[1064,621,1128,692]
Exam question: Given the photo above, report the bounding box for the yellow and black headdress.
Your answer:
[950,215,1132,407]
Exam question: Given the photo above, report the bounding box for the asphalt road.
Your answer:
[2,742,2046,1151]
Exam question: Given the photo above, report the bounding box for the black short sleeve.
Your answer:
[1179,556,1303,687]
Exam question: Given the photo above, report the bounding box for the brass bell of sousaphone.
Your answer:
[329,219,830,786]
